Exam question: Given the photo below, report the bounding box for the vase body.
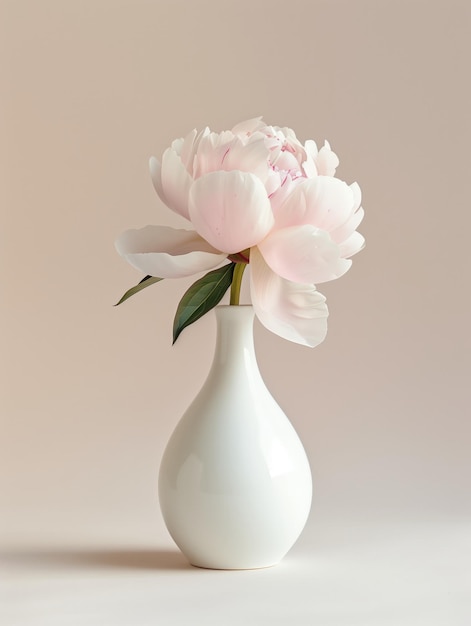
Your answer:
[158,305,312,569]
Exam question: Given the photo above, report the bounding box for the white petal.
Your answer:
[231,117,265,135]
[189,170,274,254]
[302,150,317,178]
[149,157,167,204]
[350,181,362,212]
[258,225,351,284]
[115,226,226,278]
[160,147,193,219]
[304,139,318,159]
[315,141,339,176]
[275,126,299,143]
[173,129,198,175]
[250,247,328,347]
[303,139,320,176]
[338,231,365,258]
[330,206,364,244]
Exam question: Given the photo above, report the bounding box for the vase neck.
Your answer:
[211,306,257,372]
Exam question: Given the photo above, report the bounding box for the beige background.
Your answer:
[1,0,470,549]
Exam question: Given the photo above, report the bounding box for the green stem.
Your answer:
[230,262,247,305]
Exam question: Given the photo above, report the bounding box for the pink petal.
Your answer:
[250,247,328,347]
[192,131,236,178]
[115,226,226,278]
[160,146,193,220]
[275,176,355,232]
[192,131,270,184]
[265,169,282,197]
[222,133,271,183]
[269,174,296,214]
[258,225,351,284]
[189,170,274,254]
[271,149,300,172]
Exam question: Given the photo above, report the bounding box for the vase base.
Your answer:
[189,561,280,571]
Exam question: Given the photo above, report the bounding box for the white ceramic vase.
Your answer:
[158,305,312,569]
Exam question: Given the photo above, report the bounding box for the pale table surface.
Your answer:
[2,518,470,626]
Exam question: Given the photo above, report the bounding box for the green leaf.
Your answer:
[173,263,235,344]
[114,275,163,306]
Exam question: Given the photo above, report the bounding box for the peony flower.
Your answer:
[115,117,365,347]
